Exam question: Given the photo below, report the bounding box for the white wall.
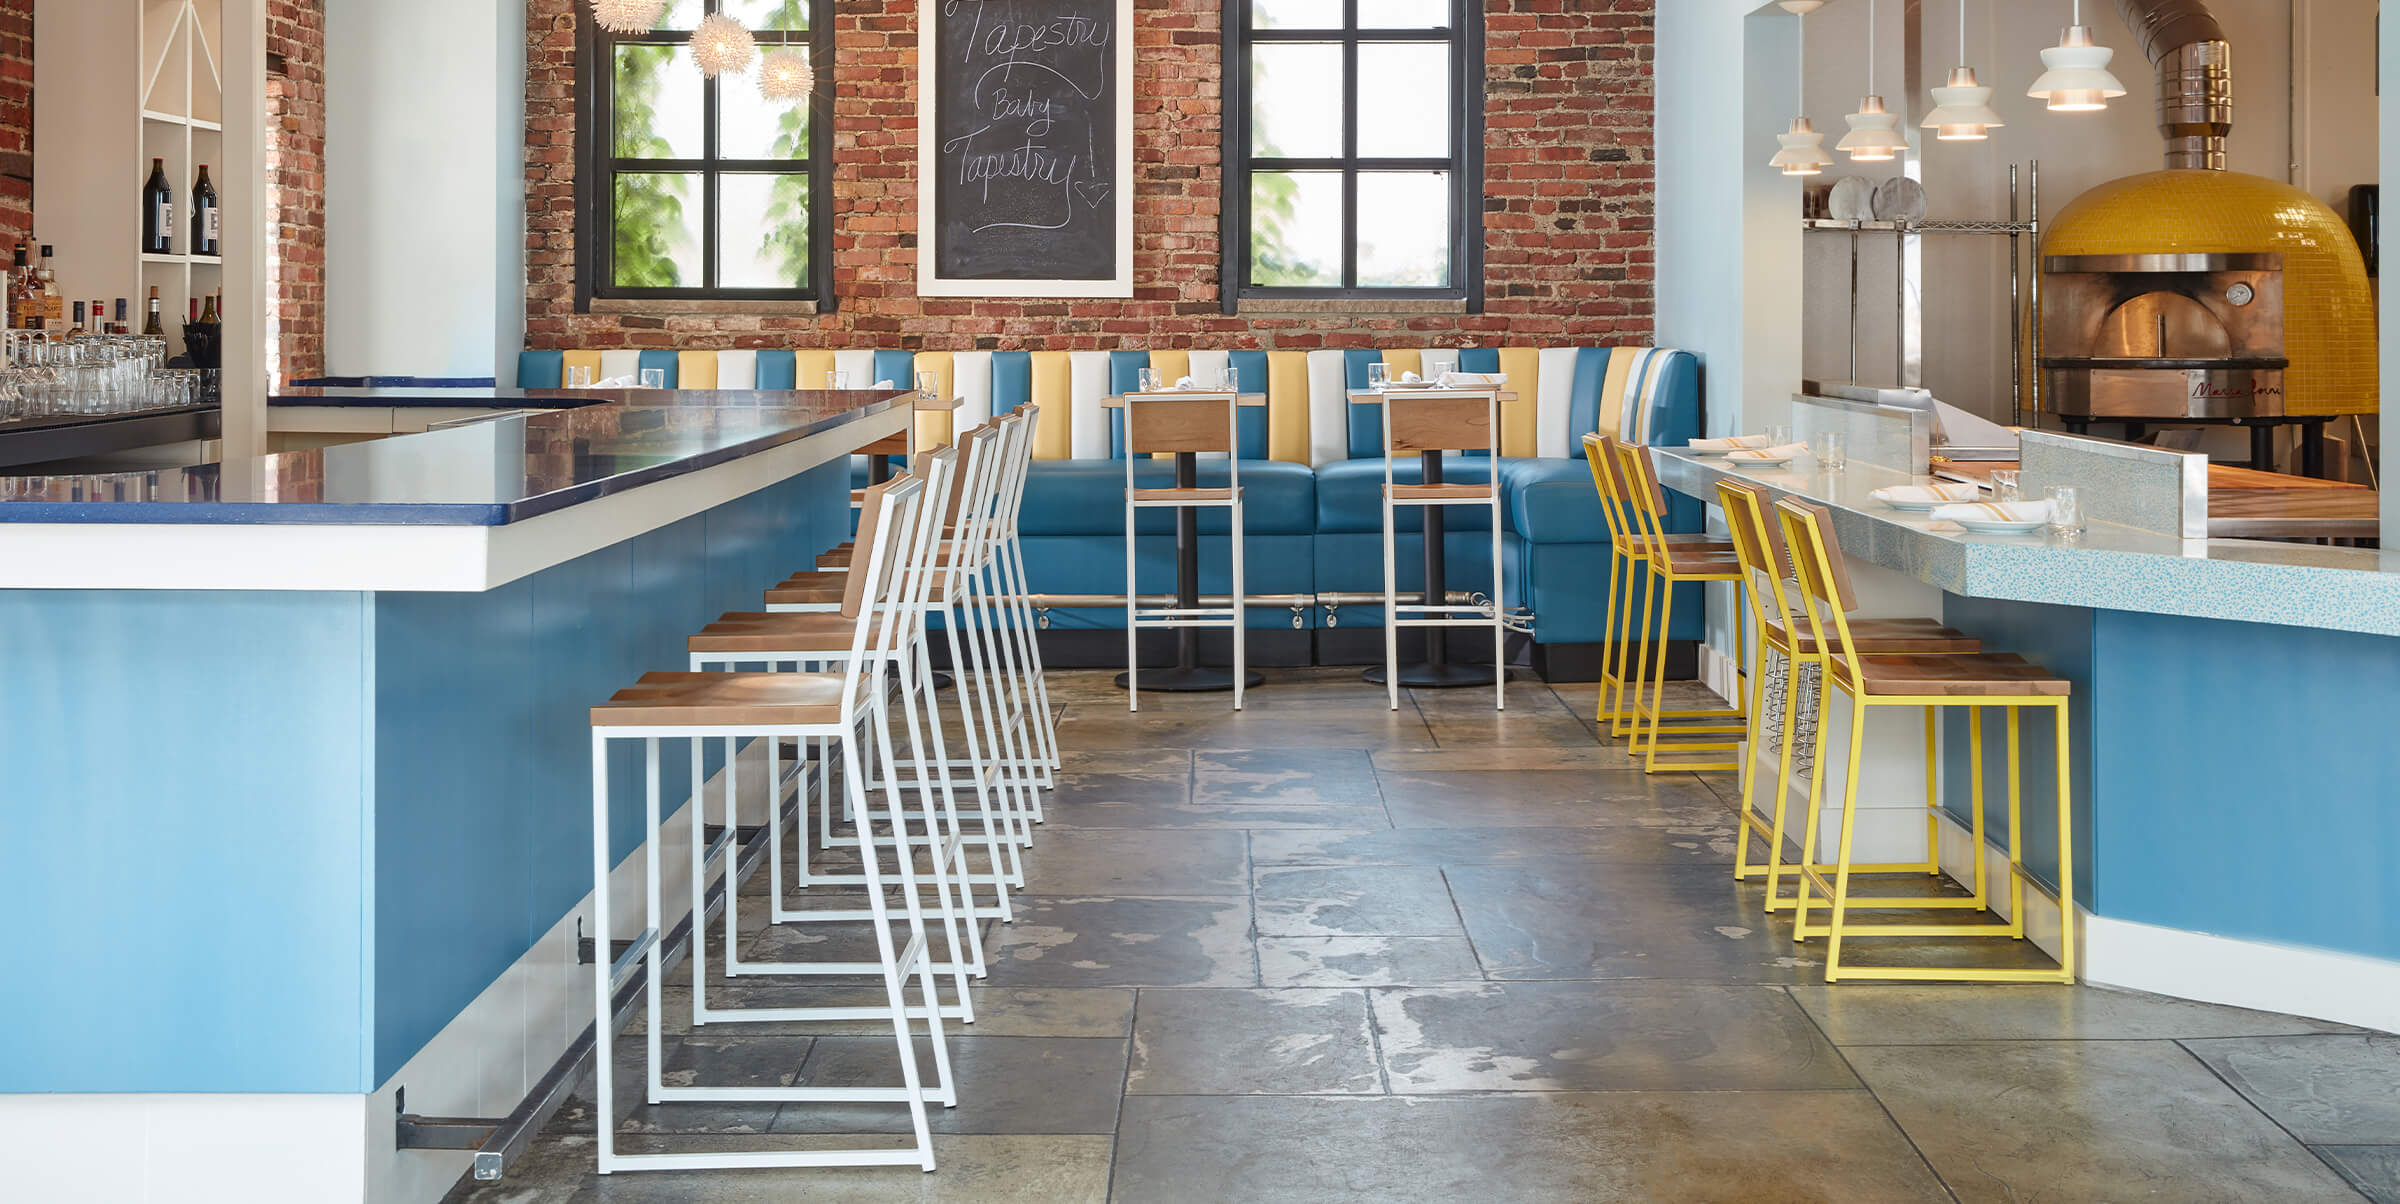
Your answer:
[324,0,528,383]
[1798,0,2379,421]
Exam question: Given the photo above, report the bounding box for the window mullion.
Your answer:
[1341,0,1359,292]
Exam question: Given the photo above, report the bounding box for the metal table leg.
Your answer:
[1117,451,1261,693]
[1366,451,1498,690]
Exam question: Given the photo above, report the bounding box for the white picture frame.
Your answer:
[916,0,1136,299]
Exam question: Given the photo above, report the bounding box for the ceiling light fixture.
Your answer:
[758,48,815,103]
[691,13,758,79]
[588,0,666,35]
[1837,0,1909,162]
[1768,4,1832,176]
[1923,0,2005,140]
[2027,0,2127,112]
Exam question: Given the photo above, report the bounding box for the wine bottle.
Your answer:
[7,246,28,330]
[192,165,219,258]
[188,297,199,324]
[144,286,164,336]
[37,245,62,330]
[71,300,85,334]
[143,159,174,255]
[114,297,129,335]
[92,301,105,334]
[199,293,219,325]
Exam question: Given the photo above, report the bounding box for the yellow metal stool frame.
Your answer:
[1579,433,1649,734]
[1610,440,1748,773]
[1776,498,2077,984]
[1716,481,1982,913]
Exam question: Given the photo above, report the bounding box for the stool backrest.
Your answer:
[1609,439,1672,551]
[843,476,908,622]
[1715,479,1798,625]
[944,421,998,528]
[1122,394,1241,456]
[1584,433,1634,547]
[886,448,959,678]
[1384,391,1497,454]
[993,405,1039,538]
[1772,497,1867,684]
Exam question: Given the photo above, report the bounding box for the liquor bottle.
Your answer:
[36,245,62,329]
[188,297,199,324]
[192,166,220,258]
[143,286,164,336]
[143,159,174,255]
[7,246,29,329]
[70,300,85,334]
[200,292,219,324]
[90,300,104,335]
[114,298,129,335]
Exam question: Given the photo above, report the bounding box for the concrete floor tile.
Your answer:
[1371,980,1858,1093]
[2318,1146,2400,1204]
[1053,709,1438,752]
[2183,1034,2400,1144]
[1790,984,2362,1046]
[1192,748,1383,806]
[1128,989,1382,1095]
[1444,861,1822,982]
[635,986,1134,1040]
[1377,769,1728,829]
[560,1134,1114,1202]
[1110,1093,1951,1202]
[1040,771,1192,808]
[1039,797,1392,830]
[775,1036,1127,1135]
[1849,1041,2366,1204]
[1249,824,1735,868]
[553,1035,813,1136]
[1253,865,1466,937]
[1258,937,1486,987]
[1017,829,1249,896]
[981,896,1257,988]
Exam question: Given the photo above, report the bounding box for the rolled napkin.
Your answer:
[1398,370,1424,384]
[591,374,639,389]
[1724,442,1811,462]
[1689,434,1773,452]
[1175,375,1199,390]
[873,379,895,389]
[1870,482,1984,505]
[1929,499,2058,525]
[1438,371,1508,388]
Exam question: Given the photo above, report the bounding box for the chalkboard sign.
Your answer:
[918,0,1134,298]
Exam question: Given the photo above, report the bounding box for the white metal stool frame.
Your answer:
[685,448,1000,1001]
[986,405,1062,791]
[588,474,952,1176]
[945,412,1049,834]
[1122,388,1248,712]
[959,409,1059,802]
[1378,386,1508,712]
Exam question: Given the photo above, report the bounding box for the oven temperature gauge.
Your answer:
[2225,282,2257,306]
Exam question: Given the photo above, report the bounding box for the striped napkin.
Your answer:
[1689,434,1772,453]
[1725,443,1811,462]
[1930,500,2057,524]
[1871,483,1984,505]
[1438,371,1507,388]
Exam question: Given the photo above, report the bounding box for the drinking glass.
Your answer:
[1137,367,1162,393]
[566,365,593,389]
[1217,365,1239,391]
[1813,430,1847,472]
[1366,362,1390,392]
[2046,486,2085,537]
[916,370,939,400]
[640,367,668,390]
[1991,469,2021,502]
[1765,424,1792,446]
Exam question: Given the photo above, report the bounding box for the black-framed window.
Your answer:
[576,0,832,307]
[1221,0,1483,312]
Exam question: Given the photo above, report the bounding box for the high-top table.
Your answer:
[1101,390,1268,693]
[1347,386,1522,689]
[0,388,909,1200]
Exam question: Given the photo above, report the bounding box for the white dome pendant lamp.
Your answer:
[2027,0,2127,112]
[1768,3,1832,177]
[1923,0,2005,140]
[1837,0,1909,163]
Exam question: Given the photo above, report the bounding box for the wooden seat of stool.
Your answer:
[766,581,845,607]
[1767,616,1982,656]
[862,432,910,456]
[778,570,847,587]
[591,671,854,727]
[1131,486,1240,503]
[1654,546,1743,574]
[690,611,886,655]
[1385,482,1495,501]
[1846,653,2072,697]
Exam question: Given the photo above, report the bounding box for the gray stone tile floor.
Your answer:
[458,670,2394,1203]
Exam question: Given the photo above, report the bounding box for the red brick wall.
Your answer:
[527,0,1654,352]
[266,0,326,385]
[0,0,32,253]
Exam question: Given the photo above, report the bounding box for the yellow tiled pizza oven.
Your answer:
[2040,0,2376,421]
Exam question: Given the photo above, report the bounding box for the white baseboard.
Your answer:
[1697,641,1741,704]
[2083,913,2400,1035]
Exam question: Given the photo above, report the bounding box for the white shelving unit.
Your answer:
[35,0,230,360]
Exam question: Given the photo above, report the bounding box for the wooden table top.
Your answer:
[1932,459,2376,538]
[1348,389,1524,403]
[1102,392,1268,407]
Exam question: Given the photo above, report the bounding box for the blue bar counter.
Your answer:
[1652,450,2400,1037]
[0,391,908,1200]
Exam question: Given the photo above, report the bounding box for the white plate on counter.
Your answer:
[1725,454,1796,468]
[1950,518,2049,535]
[1878,496,1968,512]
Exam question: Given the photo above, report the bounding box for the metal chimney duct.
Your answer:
[2116,0,2232,170]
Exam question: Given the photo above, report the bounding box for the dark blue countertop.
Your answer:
[0,389,904,526]
[271,386,625,410]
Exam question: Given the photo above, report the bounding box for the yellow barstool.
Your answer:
[1582,434,1737,741]
[1608,439,1748,773]
[1715,480,1982,912]
[1776,497,2078,984]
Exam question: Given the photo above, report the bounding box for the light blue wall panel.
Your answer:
[0,592,374,1092]
[1938,596,2097,906]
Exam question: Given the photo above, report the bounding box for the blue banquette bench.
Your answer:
[517,345,1705,679]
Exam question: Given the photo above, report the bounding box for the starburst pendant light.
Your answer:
[588,0,665,35]
[2027,0,2126,112]
[1923,0,2005,140]
[1837,0,1909,162]
[691,13,757,79]
[1767,5,1832,176]
[758,48,814,102]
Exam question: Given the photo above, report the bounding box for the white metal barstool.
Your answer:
[1378,386,1508,712]
[586,473,952,1175]
[1120,387,1248,711]
[985,405,1062,790]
